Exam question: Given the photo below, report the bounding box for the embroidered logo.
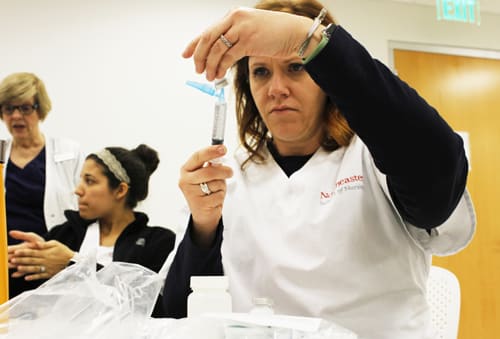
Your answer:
[320,175,364,204]
[135,238,146,246]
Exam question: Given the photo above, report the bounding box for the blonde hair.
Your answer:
[0,72,52,120]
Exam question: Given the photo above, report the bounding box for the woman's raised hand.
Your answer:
[183,7,312,80]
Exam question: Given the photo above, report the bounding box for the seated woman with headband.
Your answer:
[8,144,175,317]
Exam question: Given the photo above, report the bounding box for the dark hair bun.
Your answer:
[133,144,159,175]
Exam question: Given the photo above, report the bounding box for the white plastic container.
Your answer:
[187,276,232,317]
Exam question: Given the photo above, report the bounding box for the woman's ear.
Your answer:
[115,182,129,200]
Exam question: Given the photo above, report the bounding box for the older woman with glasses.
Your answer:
[0,72,84,298]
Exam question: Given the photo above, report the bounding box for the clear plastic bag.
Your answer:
[0,255,163,339]
[0,255,357,339]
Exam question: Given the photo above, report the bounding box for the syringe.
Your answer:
[211,78,228,145]
[186,78,229,146]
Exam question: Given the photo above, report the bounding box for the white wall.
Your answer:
[1,0,499,232]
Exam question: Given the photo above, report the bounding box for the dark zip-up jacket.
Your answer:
[45,210,176,317]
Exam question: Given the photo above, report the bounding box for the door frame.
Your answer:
[388,40,500,72]
[388,39,500,339]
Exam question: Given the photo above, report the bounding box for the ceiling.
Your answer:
[389,0,500,14]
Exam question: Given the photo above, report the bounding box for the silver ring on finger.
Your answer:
[219,34,233,49]
[39,265,46,273]
[199,182,212,195]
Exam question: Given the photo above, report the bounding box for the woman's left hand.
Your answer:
[8,230,44,269]
[9,231,74,281]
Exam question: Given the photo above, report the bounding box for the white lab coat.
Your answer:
[221,136,475,339]
[3,135,84,229]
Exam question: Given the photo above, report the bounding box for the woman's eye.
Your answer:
[289,63,305,73]
[252,67,270,77]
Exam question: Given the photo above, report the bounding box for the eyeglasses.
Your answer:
[0,103,39,116]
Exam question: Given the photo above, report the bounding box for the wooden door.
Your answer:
[394,49,500,339]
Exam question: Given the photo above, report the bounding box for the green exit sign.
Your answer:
[436,0,481,25]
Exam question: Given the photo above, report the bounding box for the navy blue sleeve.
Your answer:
[305,26,467,228]
[162,217,224,318]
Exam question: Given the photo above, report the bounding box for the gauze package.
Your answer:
[139,313,358,339]
[0,255,163,339]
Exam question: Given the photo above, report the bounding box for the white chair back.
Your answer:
[426,265,461,339]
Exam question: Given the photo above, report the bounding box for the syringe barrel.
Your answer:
[211,101,227,145]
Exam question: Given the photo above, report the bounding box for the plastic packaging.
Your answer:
[187,276,232,318]
[222,313,358,339]
[135,313,358,339]
[136,313,358,339]
[0,255,163,339]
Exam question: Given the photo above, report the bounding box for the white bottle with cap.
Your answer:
[187,276,232,317]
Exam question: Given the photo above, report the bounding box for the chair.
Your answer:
[426,265,461,339]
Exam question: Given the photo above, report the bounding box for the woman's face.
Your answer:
[248,56,327,156]
[1,97,41,142]
[75,159,119,220]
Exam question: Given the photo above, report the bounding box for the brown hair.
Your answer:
[234,0,354,169]
[0,72,52,120]
[88,144,160,209]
